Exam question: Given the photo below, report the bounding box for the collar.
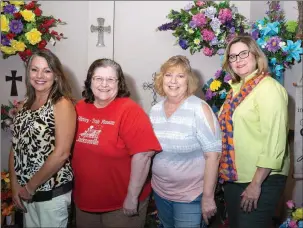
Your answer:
[228,70,258,91]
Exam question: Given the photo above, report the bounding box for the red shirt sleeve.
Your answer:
[119,101,162,155]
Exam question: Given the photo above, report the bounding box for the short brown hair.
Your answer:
[222,34,268,83]
[82,58,130,103]
[24,49,73,110]
[154,55,199,96]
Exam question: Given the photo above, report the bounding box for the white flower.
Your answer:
[188,29,194,34]
[279,42,286,47]
[204,6,217,19]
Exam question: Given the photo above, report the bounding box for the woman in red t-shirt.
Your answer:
[72,58,162,228]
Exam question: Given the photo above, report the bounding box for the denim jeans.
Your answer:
[153,191,207,228]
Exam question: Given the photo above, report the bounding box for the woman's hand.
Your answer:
[11,182,27,213]
[19,185,33,202]
[202,196,217,225]
[123,193,138,217]
[240,182,261,212]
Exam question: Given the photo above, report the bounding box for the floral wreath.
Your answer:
[157,0,249,57]
[1,0,66,62]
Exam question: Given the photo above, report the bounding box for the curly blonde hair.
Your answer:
[154,55,199,97]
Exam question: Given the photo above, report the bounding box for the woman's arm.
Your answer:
[200,103,222,224]
[123,151,155,215]
[24,98,76,195]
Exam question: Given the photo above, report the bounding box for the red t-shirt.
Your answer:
[72,98,162,212]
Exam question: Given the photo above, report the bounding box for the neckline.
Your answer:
[29,99,50,112]
[162,96,190,121]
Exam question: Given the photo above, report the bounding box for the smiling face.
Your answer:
[29,56,55,95]
[163,66,188,100]
[91,66,118,107]
[229,42,257,79]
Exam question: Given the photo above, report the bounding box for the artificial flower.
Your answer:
[1,15,10,32]
[9,19,23,34]
[25,28,42,45]
[9,1,24,6]
[10,40,26,52]
[293,208,303,221]
[3,4,16,14]
[287,200,295,209]
[286,21,298,33]
[20,9,35,22]
[0,46,16,55]
[210,79,222,91]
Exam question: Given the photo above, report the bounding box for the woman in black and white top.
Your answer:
[9,49,76,228]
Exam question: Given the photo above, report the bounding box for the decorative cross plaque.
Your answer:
[143,72,158,106]
[6,70,22,96]
[91,18,111,47]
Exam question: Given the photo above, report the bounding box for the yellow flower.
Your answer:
[292,208,303,220]
[1,15,9,32]
[1,2,7,12]
[188,29,194,34]
[1,172,10,183]
[0,46,16,55]
[194,38,200,45]
[20,9,35,22]
[9,1,24,6]
[11,40,26,52]
[210,80,222,91]
[25,28,42,45]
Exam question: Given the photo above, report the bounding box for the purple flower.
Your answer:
[205,89,214,100]
[251,29,259,40]
[217,48,225,55]
[230,27,235,33]
[158,19,181,31]
[9,20,23,34]
[189,21,197,28]
[266,36,282,53]
[3,4,16,14]
[224,73,232,82]
[210,37,218,46]
[210,17,221,32]
[179,39,188,50]
[184,2,194,11]
[1,34,10,46]
[214,70,222,79]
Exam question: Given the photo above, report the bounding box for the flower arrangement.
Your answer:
[157,0,248,57]
[1,170,14,218]
[251,1,303,84]
[202,69,231,114]
[1,100,21,131]
[279,200,303,228]
[1,0,66,62]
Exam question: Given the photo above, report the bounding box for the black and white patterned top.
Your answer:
[12,99,73,191]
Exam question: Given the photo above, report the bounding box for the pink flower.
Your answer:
[218,8,233,23]
[289,220,298,228]
[192,13,207,27]
[196,1,205,7]
[203,47,214,56]
[286,200,295,209]
[201,29,215,41]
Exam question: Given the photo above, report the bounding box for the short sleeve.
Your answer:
[119,103,162,155]
[195,101,222,153]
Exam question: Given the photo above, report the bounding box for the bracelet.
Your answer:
[25,184,35,196]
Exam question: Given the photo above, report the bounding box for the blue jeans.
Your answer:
[153,191,207,228]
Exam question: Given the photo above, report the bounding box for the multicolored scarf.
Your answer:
[218,73,268,183]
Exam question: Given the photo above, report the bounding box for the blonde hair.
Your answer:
[154,55,199,96]
[222,35,268,83]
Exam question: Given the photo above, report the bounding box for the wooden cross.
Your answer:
[6,70,22,96]
[91,18,111,47]
[142,72,158,106]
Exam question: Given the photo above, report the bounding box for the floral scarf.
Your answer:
[218,73,268,183]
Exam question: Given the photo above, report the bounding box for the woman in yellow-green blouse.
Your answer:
[218,35,289,228]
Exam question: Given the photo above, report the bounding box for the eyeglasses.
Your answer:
[228,50,250,63]
[92,77,118,85]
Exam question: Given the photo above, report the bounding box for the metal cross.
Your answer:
[91,18,111,47]
[143,72,158,106]
[6,70,22,96]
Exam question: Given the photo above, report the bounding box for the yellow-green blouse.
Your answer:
[222,70,290,183]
